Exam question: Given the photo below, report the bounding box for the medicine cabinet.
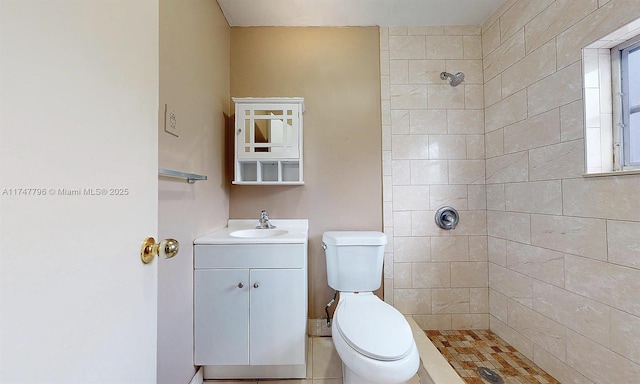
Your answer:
[232,97,304,185]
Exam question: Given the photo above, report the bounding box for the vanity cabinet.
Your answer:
[194,243,308,379]
[232,97,304,185]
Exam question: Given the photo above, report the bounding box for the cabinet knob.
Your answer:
[253,282,259,289]
[238,282,244,289]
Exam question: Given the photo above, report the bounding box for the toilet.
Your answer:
[323,231,419,384]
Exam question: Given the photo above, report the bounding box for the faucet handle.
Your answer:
[260,210,269,219]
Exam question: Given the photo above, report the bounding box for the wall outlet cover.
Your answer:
[164,104,179,137]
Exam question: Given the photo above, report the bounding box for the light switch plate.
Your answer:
[164,104,179,137]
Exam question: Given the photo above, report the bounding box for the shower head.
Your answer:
[440,71,465,87]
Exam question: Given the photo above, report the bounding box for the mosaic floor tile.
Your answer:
[425,330,560,384]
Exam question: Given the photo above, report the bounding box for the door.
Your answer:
[250,268,307,365]
[0,1,160,383]
[194,269,250,365]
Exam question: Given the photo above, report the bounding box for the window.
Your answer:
[582,18,640,175]
[618,39,640,168]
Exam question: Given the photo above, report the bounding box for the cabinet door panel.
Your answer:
[194,269,249,365]
[249,269,306,365]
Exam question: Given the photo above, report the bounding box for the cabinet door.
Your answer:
[194,269,249,365]
[249,269,306,365]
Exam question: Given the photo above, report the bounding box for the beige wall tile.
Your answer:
[392,160,411,185]
[563,177,640,221]
[464,84,484,110]
[469,236,488,262]
[489,263,532,307]
[428,135,467,159]
[533,281,610,347]
[394,236,431,262]
[445,25,481,36]
[485,89,527,133]
[391,134,430,159]
[380,27,390,51]
[470,287,489,312]
[463,35,482,59]
[391,109,409,134]
[503,108,561,153]
[410,160,448,185]
[448,160,485,185]
[566,255,640,317]
[411,211,450,237]
[408,59,446,84]
[389,35,426,59]
[482,0,517,31]
[447,110,484,134]
[486,184,505,211]
[390,84,428,109]
[389,26,408,36]
[490,316,534,360]
[392,185,429,211]
[451,210,487,236]
[567,329,640,384]
[412,314,452,330]
[409,109,447,134]
[394,288,432,315]
[487,211,530,243]
[525,0,598,54]
[393,262,412,288]
[451,262,488,287]
[432,288,470,313]
[484,75,502,108]
[488,236,507,266]
[507,241,564,286]
[427,84,465,109]
[429,184,467,210]
[531,214,607,260]
[556,0,640,69]
[445,60,483,84]
[431,236,469,261]
[560,100,584,141]
[465,134,484,159]
[426,35,463,59]
[485,129,504,158]
[507,300,566,361]
[610,309,640,364]
[393,211,412,236]
[500,0,554,41]
[484,29,525,80]
[467,185,487,211]
[412,262,451,288]
[527,61,582,117]
[529,139,584,180]
[389,59,408,84]
[489,289,508,323]
[486,151,529,184]
[533,345,596,384]
[607,220,640,269]
[451,314,489,329]
[505,180,562,215]
[501,39,557,97]
[408,26,444,35]
[482,20,501,58]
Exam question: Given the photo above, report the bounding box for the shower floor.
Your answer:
[425,330,560,384]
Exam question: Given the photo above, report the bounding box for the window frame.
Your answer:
[612,36,640,170]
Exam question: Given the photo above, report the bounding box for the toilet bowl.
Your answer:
[322,231,419,384]
[331,292,420,384]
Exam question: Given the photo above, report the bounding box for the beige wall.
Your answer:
[229,27,382,320]
[483,1,640,383]
[380,26,489,330]
[158,1,230,383]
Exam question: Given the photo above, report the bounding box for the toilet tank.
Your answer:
[322,231,387,292]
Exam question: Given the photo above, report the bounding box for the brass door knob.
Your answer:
[140,237,180,264]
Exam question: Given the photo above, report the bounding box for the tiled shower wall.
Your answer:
[381,0,640,383]
[482,1,640,383]
[380,25,489,330]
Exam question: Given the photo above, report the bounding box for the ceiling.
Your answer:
[216,0,505,27]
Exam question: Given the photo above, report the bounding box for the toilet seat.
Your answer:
[334,293,414,361]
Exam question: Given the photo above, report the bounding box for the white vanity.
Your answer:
[194,219,308,379]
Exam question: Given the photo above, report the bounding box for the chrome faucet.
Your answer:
[256,210,276,229]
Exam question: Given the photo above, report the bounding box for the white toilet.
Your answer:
[323,231,420,384]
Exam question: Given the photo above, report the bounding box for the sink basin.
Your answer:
[230,229,289,238]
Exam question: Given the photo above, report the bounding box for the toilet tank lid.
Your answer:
[322,231,387,246]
